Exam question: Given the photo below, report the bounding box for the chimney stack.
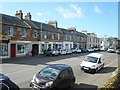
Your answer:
[48,20,58,28]
[68,27,76,31]
[25,12,31,20]
[15,10,23,19]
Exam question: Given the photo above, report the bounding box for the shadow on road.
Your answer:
[2,52,91,66]
[97,66,117,74]
[54,83,98,90]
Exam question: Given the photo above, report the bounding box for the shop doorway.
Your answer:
[10,44,16,57]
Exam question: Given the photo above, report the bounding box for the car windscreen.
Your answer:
[84,56,98,63]
[38,67,60,80]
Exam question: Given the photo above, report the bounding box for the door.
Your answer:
[10,44,16,57]
[55,69,69,88]
[32,44,39,55]
[98,58,103,70]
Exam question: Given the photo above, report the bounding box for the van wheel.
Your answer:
[101,64,104,69]
[95,68,98,73]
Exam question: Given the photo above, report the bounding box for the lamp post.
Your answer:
[39,22,42,54]
[41,23,43,54]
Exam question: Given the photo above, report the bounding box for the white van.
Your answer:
[80,53,104,73]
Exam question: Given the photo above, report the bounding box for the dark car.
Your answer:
[44,49,59,56]
[0,74,19,90]
[81,48,88,53]
[30,64,76,90]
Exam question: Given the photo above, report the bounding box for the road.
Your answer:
[1,51,118,89]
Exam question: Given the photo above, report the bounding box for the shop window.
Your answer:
[1,44,8,56]
[17,44,24,54]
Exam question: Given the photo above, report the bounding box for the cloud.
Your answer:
[36,12,43,16]
[57,4,84,19]
[94,5,102,14]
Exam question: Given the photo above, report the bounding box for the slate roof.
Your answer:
[58,28,72,35]
[0,13,29,28]
[25,20,60,33]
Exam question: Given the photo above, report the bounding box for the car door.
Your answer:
[98,58,103,70]
[55,69,69,88]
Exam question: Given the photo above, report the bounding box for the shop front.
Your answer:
[0,35,10,59]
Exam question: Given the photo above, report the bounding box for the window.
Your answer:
[17,44,24,54]
[7,26,13,36]
[34,30,37,38]
[60,69,69,78]
[66,35,67,40]
[21,28,26,37]
[44,31,47,39]
[58,33,60,40]
[70,36,71,41]
[52,33,54,39]
[1,44,8,56]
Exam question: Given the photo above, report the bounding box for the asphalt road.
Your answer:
[1,51,118,89]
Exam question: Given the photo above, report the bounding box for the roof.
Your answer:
[0,14,29,28]
[87,53,103,58]
[59,28,72,35]
[48,64,70,70]
[29,20,60,33]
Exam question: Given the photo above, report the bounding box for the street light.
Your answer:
[40,22,42,54]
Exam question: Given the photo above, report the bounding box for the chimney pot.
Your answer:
[15,10,23,19]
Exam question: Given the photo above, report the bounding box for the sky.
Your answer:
[0,2,118,38]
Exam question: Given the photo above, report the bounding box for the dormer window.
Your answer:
[7,26,13,36]
[21,28,26,37]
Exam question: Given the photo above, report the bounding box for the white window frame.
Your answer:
[33,30,37,38]
[52,33,54,40]
[58,33,60,40]
[7,26,13,36]
[44,31,47,39]
[66,35,67,41]
[21,28,26,37]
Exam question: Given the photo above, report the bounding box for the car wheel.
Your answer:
[69,80,74,88]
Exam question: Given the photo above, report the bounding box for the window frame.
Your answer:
[21,28,26,37]
[7,26,14,36]
[44,31,47,39]
[33,30,37,38]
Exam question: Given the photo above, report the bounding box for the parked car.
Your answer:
[107,47,116,53]
[80,53,104,73]
[0,73,19,90]
[76,49,82,53]
[71,48,77,53]
[116,49,120,54]
[44,49,59,56]
[87,48,94,52]
[60,49,67,55]
[81,48,88,53]
[66,49,72,54]
[30,64,76,89]
[94,47,100,51]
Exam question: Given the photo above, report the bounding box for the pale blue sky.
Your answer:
[1,2,118,38]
